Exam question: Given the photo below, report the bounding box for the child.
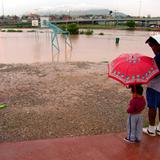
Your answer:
[124,84,146,143]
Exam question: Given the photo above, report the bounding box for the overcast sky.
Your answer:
[1,0,160,17]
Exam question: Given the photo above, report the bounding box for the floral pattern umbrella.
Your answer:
[108,53,160,85]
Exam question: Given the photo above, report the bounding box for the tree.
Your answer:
[147,14,151,18]
[126,20,136,29]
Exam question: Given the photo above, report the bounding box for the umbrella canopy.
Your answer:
[108,53,160,85]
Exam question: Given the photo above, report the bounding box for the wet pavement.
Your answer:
[0,132,159,160]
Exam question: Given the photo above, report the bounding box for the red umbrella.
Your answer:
[108,53,160,85]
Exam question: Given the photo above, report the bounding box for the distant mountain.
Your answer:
[33,7,128,17]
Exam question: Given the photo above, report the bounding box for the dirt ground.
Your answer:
[0,62,148,142]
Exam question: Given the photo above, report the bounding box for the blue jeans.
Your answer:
[127,114,143,141]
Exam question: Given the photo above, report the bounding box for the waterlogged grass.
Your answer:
[1,29,23,32]
[2,29,36,32]
[1,24,160,33]
[78,24,128,30]
[27,30,36,32]
[79,29,94,35]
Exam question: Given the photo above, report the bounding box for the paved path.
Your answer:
[0,132,159,160]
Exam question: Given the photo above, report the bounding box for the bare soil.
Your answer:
[0,62,148,142]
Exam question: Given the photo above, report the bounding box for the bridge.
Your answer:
[51,17,160,27]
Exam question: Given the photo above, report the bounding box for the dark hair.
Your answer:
[145,37,159,45]
[130,84,143,95]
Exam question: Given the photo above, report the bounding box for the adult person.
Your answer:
[143,34,160,136]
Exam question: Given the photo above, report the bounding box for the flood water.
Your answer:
[0,29,159,64]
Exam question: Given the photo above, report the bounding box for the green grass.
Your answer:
[143,120,149,128]
[6,29,23,32]
[77,24,129,30]
[27,30,36,32]
[0,104,7,110]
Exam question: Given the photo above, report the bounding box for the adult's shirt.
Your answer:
[147,53,160,93]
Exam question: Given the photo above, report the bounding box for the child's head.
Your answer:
[130,84,143,96]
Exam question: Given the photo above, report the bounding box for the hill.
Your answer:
[34,7,128,17]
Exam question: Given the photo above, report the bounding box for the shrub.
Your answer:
[79,30,85,34]
[126,20,136,29]
[6,29,23,32]
[7,29,17,32]
[85,29,93,35]
[16,23,32,28]
[59,24,66,31]
[16,30,23,32]
[99,32,104,35]
[66,23,79,34]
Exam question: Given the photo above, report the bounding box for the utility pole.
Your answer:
[138,0,142,17]
[1,0,4,17]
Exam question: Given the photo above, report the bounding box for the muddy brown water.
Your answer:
[0,29,159,63]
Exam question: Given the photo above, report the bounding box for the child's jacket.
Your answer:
[127,96,146,114]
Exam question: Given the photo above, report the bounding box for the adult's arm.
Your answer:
[154,53,160,70]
